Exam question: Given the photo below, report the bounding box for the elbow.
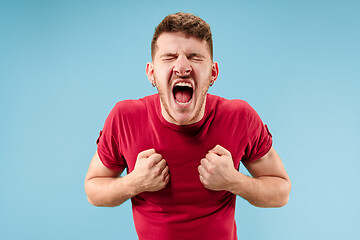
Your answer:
[86,194,110,207]
[87,198,120,208]
[86,196,113,207]
[264,195,289,208]
[85,191,99,207]
[256,178,291,208]
[84,180,123,208]
[84,181,103,207]
[251,197,289,208]
[85,188,120,208]
[87,196,101,207]
[276,179,291,208]
[86,193,104,207]
[275,194,289,208]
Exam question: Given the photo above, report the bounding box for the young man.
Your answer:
[85,12,291,240]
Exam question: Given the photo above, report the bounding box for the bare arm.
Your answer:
[235,147,291,207]
[84,149,169,207]
[198,146,291,208]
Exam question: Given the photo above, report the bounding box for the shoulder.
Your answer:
[105,94,156,123]
[207,94,262,128]
[111,94,156,115]
[208,94,254,115]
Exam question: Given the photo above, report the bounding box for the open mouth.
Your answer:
[172,82,193,105]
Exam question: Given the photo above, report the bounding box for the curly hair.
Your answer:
[151,12,213,60]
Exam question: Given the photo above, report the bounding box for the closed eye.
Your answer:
[163,57,176,61]
[160,53,177,62]
[190,57,203,62]
[188,53,205,62]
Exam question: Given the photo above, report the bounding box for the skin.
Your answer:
[85,149,168,207]
[84,31,291,208]
[198,145,291,207]
[145,32,219,126]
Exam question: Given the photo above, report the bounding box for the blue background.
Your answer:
[1,0,359,239]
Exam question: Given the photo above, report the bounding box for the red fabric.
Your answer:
[97,94,272,240]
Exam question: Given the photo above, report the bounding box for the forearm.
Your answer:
[229,171,291,208]
[85,174,139,207]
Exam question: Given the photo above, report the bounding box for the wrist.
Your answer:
[123,172,143,197]
[227,170,245,194]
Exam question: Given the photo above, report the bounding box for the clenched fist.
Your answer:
[131,149,170,193]
[198,145,238,191]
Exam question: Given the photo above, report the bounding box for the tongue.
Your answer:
[174,87,192,103]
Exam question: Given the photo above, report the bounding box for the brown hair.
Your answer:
[151,12,213,60]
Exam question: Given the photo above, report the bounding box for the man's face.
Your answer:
[146,32,219,126]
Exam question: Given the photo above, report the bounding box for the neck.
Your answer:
[160,97,207,126]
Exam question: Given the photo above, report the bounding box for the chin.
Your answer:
[158,87,206,126]
[173,115,195,126]
[170,104,203,125]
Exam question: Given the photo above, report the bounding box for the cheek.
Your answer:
[154,65,173,81]
[153,69,172,95]
[194,66,212,84]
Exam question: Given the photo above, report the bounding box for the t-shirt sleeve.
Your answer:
[96,103,127,170]
[242,102,273,162]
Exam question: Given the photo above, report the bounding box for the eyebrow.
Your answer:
[187,53,205,59]
[159,53,177,58]
[159,52,206,59]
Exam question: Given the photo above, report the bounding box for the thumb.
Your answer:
[138,148,156,159]
[209,145,231,156]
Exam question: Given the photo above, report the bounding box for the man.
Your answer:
[85,12,291,240]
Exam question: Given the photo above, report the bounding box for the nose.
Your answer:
[173,55,192,76]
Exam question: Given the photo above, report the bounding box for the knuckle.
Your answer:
[163,176,169,184]
[152,170,159,178]
[160,159,166,166]
[163,179,168,186]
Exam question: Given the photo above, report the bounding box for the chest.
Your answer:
[121,119,247,171]
[118,117,247,203]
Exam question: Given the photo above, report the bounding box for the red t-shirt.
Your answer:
[97,94,272,240]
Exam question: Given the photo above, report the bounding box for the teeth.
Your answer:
[175,82,192,88]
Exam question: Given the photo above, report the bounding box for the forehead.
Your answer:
[155,32,210,57]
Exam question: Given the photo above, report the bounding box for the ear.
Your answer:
[211,61,219,84]
[146,62,155,85]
